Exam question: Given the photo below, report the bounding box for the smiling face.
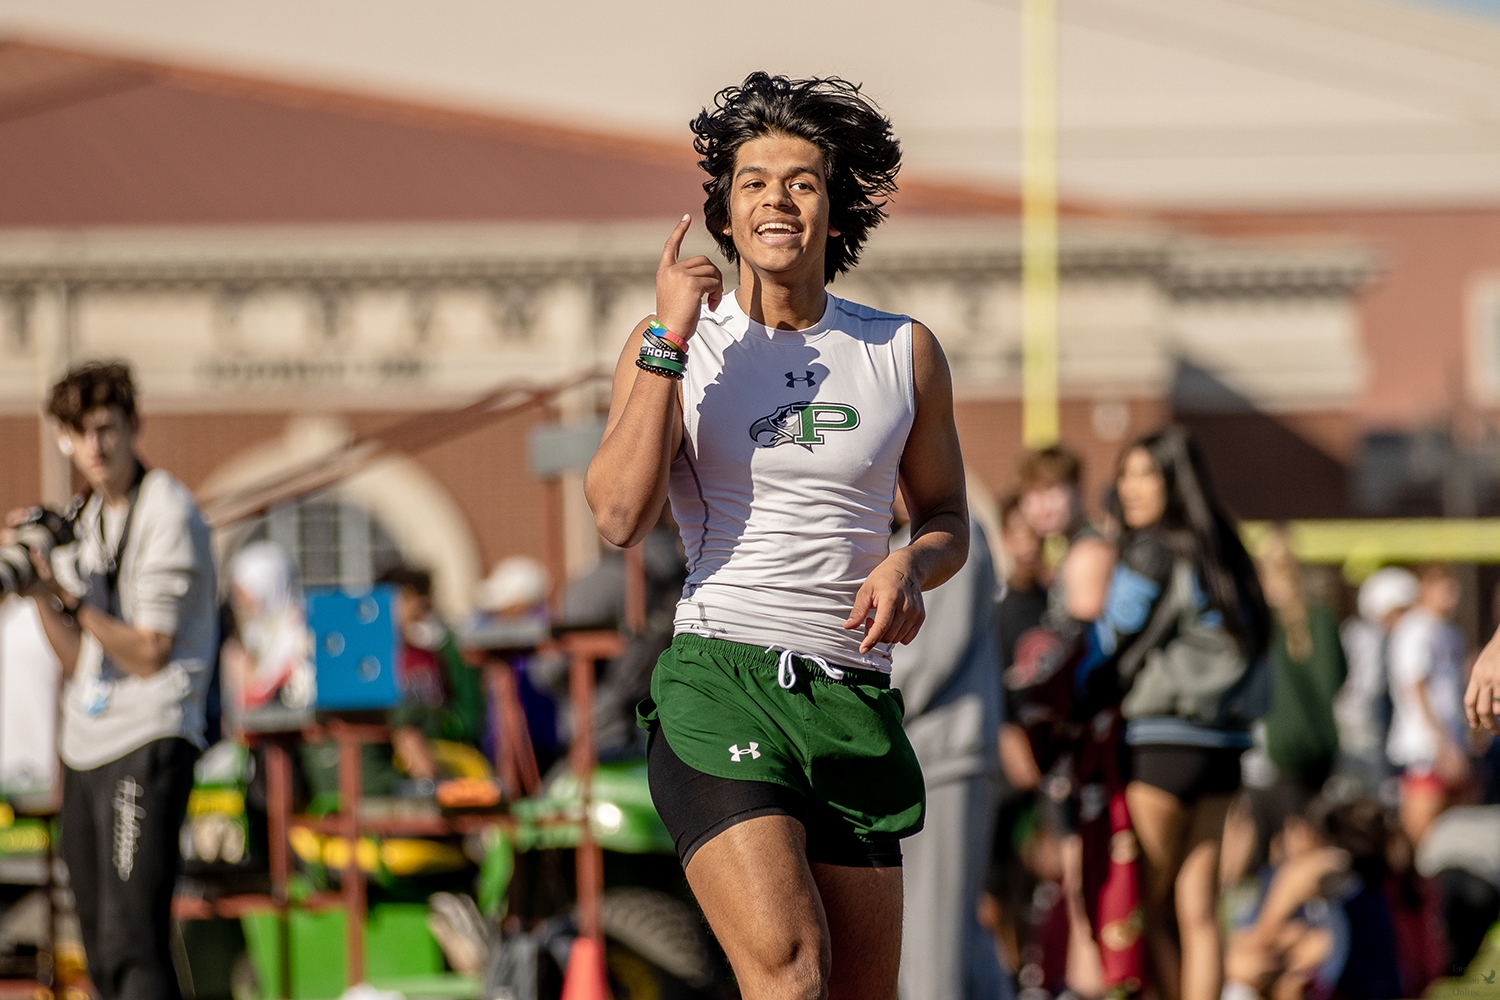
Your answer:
[723,132,840,287]
[1116,447,1169,530]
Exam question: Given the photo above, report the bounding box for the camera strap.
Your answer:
[82,461,149,707]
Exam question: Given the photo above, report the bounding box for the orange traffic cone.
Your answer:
[561,935,612,1000]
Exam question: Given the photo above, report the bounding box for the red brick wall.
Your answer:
[0,416,40,516]
[955,397,1168,521]
[1168,206,1500,431]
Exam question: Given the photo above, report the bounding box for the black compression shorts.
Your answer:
[646,725,902,870]
[1130,744,1244,803]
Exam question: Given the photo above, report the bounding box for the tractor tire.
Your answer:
[599,888,720,992]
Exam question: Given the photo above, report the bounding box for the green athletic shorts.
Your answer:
[636,634,925,844]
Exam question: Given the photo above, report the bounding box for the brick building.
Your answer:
[0,38,1481,612]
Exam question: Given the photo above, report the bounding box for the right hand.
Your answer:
[1466,629,1500,734]
[655,215,723,340]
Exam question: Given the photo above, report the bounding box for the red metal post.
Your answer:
[567,638,602,943]
[543,477,564,615]
[333,722,366,986]
[264,739,293,999]
[265,742,291,905]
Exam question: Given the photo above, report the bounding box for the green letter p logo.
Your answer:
[794,403,860,445]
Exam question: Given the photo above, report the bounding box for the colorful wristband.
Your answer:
[647,319,689,353]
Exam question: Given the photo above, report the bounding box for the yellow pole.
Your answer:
[1021,0,1059,449]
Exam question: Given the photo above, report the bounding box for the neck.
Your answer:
[735,266,828,331]
[1008,565,1040,591]
[99,457,140,508]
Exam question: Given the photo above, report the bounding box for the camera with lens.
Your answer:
[0,503,80,598]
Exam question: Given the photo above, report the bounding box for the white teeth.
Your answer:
[757,223,798,235]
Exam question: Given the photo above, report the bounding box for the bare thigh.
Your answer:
[685,815,904,1000]
[686,814,829,1000]
[811,860,903,1000]
[1127,781,1188,907]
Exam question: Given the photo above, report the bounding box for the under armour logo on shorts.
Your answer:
[728,742,761,762]
[785,371,816,387]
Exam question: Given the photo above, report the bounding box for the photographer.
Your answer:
[10,361,217,1000]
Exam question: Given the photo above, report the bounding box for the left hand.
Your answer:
[844,552,925,654]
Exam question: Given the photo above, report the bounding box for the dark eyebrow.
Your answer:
[734,164,823,180]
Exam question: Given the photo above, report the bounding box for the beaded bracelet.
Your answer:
[636,357,684,380]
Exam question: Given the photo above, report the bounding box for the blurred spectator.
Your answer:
[468,556,562,773]
[1388,565,1470,845]
[1008,446,1112,999]
[891,501,1009,1000]
[1335,568,1417,797]
[1221,791,1401,1000]
[1257,527,1347,795]
[380,565,486,782]
[221,541,312,727]
[996,494,1048,795]
[1414,804,1500,975]
[1081,426,1271,1000]
[536,517,687,757]
[477,556,550,619]
[996,493,1049,671]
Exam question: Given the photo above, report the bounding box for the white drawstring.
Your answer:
[769,647,845,690]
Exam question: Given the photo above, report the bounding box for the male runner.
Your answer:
[585,73,968,999]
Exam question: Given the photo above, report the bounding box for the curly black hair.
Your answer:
[48,360,137,430]
[692,72,901,284]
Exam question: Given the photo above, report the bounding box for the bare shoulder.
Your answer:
[909,320,953,405]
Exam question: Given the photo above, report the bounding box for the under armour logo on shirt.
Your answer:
[785,371,816,387]
[728,742,761,762]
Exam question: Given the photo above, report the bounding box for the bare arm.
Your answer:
[26,551,171,679]
[843,321,969,653]
[584,216,722,548]
[76,604,173,678]
[32,595,81,677]
[1062,536,1115,622]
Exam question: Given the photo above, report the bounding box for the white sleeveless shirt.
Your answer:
[669,291,916,672]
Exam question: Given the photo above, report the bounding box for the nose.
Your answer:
[761,180,794,211]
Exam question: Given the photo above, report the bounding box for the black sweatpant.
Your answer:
[62,738,198,1000]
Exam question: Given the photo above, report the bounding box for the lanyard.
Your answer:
[81,461,149,704]
[95,462,148,590]
[85,461,149,622]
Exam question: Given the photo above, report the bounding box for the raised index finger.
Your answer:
[660,215,691,269]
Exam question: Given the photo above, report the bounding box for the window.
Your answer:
[240,496,402,590]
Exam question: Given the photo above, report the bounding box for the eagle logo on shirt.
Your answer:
[749,402,860,450]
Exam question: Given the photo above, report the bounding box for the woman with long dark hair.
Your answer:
[1081,426,1271,1000]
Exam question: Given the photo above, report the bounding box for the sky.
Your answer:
[3,0,1500,207]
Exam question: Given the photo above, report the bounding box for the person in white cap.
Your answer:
[1335,566,1418,795]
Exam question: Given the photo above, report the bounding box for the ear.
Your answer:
[829,226,842,238]
[56,433,74,457]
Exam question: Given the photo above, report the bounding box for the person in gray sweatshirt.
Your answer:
[13,361,217,1000]
[891,500,1009,1000]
